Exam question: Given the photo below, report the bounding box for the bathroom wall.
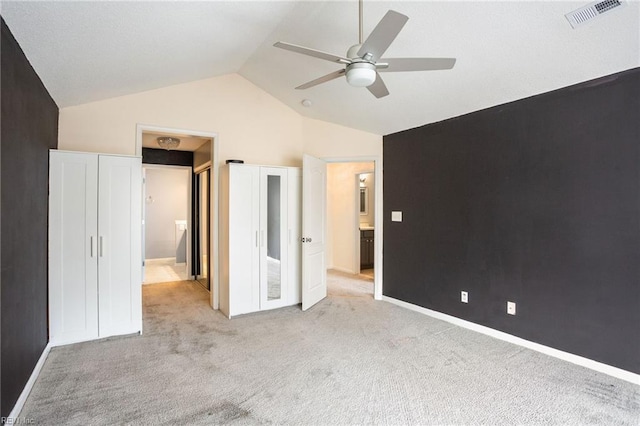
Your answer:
[144,167,190,260]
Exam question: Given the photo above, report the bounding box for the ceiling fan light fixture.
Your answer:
[346,63,376,87]
[157,136,181,150]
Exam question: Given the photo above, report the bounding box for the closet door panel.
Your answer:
[228,165,260,316]
[49,151,99,344]
[98,155,142,337]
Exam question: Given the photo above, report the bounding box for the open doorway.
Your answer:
[138,128,217,304]
[143,165,191,284]
[326,161,376,297]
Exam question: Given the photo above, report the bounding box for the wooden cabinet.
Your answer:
[49,151,142,345]
[360,229,374,269]
[219,164,301,318]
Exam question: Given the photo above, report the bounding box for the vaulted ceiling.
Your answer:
[2,1,638,135]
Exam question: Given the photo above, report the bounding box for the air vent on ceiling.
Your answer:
[565,0,625,28]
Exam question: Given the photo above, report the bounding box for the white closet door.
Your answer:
[98,155,142,337]
[49,151,99,345]
[259,167,289,310]
[228,165,260,316]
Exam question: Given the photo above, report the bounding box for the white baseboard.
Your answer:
[382,296,640,385]
[8,342,52,421]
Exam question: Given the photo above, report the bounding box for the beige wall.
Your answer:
[302,116,382,159]
[327,162,375,274]
[59,73,382,165]
[59,74,304,166]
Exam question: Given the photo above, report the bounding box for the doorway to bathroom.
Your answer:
[143,165,192,284]
[326,161,376,297]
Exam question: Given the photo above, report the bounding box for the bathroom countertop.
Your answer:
[359,225,374,231]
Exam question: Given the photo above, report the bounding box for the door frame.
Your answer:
[321,156,382,300]
[142,164,193,282]
[136,124,220,309]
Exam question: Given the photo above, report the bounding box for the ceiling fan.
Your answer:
[273,0,456,98]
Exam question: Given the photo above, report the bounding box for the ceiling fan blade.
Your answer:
[357,10,408,62]
[378,58,457,72]
[274,41,351,65]
[296,69,346,90]
[367,73,389,99]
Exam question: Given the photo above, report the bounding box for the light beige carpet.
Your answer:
[18,272,640,425]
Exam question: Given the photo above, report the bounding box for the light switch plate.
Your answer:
[391,211,403,222]
[507,301,516,315]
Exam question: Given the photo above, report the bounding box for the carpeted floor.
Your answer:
[19,271,640,425]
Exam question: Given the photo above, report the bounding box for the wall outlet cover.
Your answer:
[391,211,403,222]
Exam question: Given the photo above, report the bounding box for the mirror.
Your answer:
[360,187,368,215]
[267,175,281,300]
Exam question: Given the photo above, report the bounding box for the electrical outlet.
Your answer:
[461,291,468,303]
[507,301,516,315]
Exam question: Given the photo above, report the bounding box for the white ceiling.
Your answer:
[2,1,638,136]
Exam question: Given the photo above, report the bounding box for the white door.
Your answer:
[302,154,327,310]
[49,151,99,345]
[98,155,142,337]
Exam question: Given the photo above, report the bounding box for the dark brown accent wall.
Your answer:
[142,147,193,167]
[383,68,640,373]
[1,18,59,416]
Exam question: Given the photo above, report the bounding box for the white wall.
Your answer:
[327,162,375,273]
[145,167,189,260]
